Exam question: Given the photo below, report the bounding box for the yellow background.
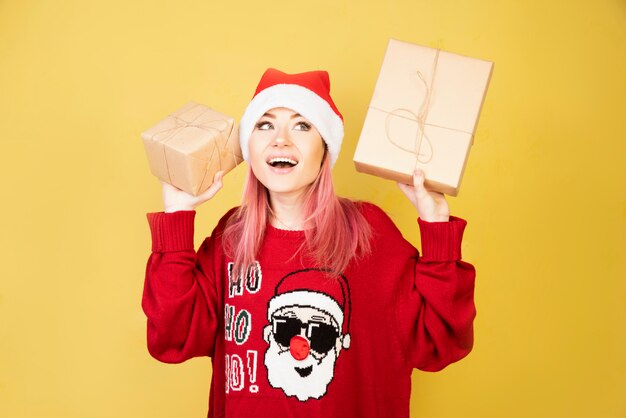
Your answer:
[1,0,625,417]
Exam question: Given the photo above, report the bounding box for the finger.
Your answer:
[396,181,413,195]
[213,170,224,185]
[197,172,224,201]
[412,169,429,197]
[397,182,417,204]
[209,171,224,193]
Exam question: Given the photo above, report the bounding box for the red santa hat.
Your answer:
[239,68,344,167]
[267,269,351,349]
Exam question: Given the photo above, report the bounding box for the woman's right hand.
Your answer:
[162,171,224,213]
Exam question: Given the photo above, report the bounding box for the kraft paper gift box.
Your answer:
[354,39,493,196]
[142,102,243,196]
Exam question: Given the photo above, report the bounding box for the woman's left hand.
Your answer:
[397,169,450,222]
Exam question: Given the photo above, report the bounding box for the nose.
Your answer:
[289,335,310,361]
[273,136,288,146]
[272,125,292,147]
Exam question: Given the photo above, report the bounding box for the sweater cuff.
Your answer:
[146,211,196,252]
[417,216,467,262]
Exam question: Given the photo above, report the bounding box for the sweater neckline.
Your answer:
[265,223,306,238]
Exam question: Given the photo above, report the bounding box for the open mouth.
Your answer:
[294,365,313,377]
[267,157,298,169]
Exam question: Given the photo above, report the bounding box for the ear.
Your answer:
[263,324,272,343]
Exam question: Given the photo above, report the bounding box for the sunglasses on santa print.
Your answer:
[272,316,339,354]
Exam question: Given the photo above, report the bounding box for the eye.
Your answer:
[255,121,273,130]
[294,121,311,131]
[273,317,302,347]
[307,322,338,354]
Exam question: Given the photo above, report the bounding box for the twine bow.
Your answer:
[152,103,231,143]
[376,49,442,167]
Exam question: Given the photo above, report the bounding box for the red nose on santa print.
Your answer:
[290,335,310,361]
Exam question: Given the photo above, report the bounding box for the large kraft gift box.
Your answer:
[354,39,493,196]
[142,102,243,196]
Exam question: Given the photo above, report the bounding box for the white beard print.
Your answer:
[264,335,337,401]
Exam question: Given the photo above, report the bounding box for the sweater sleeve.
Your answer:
[396,216,476,372]
[142,210,220,363]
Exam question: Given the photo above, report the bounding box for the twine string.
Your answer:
[382,49,442,166]
[151,103,240,185]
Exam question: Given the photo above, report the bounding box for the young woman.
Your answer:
[143,68,476,417]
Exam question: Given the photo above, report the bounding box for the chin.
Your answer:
[263,180,310,197]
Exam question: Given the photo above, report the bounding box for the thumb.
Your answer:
[197,170,224,202]
[412,169,429,198]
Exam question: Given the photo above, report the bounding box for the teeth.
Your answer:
[268,157,298,166]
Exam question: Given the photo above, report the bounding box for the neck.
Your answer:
[268,190,307,231]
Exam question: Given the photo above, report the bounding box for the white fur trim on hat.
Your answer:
[267,290,344,332]
[239,84,344,167]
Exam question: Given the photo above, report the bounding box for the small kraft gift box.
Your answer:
[142,102,243,196]
[354,38,493,196]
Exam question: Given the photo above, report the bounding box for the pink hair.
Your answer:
[223,153,371,277]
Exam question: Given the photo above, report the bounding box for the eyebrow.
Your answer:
[261,112,303,119]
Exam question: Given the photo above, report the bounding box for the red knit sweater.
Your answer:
[143,202,475,418]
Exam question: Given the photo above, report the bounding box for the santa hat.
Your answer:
[267,268,351,349]
[239,68,344,167]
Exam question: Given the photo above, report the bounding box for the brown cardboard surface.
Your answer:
[354,39,493,196]
[141,102,243,196]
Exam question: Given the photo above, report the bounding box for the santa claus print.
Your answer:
[262,268,352,401]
